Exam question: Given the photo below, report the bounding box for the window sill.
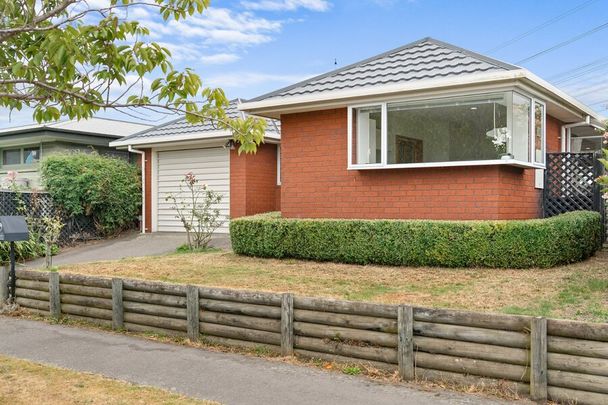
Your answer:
[348,160,545,170]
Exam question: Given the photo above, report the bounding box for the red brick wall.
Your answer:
[230,143,280,218]
[280,108,551,220]
[546,115,563,153]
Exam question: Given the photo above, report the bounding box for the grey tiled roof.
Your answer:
[249,38,519,102]
[118,99,280,143]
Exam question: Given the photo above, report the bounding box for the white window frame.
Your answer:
[531,99,546,165]
[0,145,41,168]
[347,88,547,171]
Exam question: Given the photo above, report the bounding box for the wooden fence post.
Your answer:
[186,285,200,341]
[0,266,8,304]
[281,293,294,356]
[398,305,415,380]
[49,272,61,319]
[530,317,548,401]
[112,278,124,330]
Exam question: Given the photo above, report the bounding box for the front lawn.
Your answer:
[56,250,608,323]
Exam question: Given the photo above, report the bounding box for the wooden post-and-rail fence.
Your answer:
[2,267,608,405]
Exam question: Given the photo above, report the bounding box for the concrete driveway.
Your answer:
[26,232,231,268]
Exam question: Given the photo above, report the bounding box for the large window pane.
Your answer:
[23,147,40,164]
[534,102,545,164]
[511,93,531,162]
[353,105,382,164]
[570,136,603,153]
[387,93,508,164]
[2,149,20,165]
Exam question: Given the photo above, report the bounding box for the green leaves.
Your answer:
[0,0,267,153]
[41,153,142,235]
[231,212,603,269]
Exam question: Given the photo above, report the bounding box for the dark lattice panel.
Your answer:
[543,153,600,217]
[0,190,99,245]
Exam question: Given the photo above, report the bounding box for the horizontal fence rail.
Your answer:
[3,267,607,405]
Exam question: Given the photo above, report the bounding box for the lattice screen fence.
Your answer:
[0,190,98,245]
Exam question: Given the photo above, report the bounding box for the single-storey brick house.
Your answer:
[110,100,280,233]
[240,38,605,220]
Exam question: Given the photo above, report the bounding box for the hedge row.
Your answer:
[230,211,603,268]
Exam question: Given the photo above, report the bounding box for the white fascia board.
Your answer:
[239,70,527,112]
[109,130,232,147]
[110,131,281,148]
[521,71,606,124]
[239,69,605,124]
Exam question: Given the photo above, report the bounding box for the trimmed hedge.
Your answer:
[230,211,603,268]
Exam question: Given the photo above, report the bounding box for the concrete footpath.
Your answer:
[0,318,516,405]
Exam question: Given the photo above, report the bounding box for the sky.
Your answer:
[2,0,608,128]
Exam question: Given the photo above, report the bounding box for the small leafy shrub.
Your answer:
[0,187,57,264]
[0,236,46,264]
[230,211,602,268]
[165,172,224,250]
[41,152,141,235]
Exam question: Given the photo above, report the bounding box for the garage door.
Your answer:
[157,148,230,233]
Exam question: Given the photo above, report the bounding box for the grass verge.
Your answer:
[0,354,218,405]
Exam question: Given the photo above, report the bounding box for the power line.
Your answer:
[486,0,599,54]
[571,83,608,98]
[549,55,608,81]
[554,62,608,85]
[516,20,608,64]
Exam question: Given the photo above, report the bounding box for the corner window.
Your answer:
[348,90,546,169]
[1,146,41,167]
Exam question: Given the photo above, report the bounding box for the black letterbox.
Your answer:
[0,216,29,242]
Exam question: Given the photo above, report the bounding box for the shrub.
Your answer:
[230,211,603,268]
[0,236,46,264]
[165,172,225,250]
[41,152,141,235]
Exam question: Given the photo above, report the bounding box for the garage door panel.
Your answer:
[156,148,230,233]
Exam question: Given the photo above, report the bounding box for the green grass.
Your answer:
[342,366,362,376]
[175,244,222,254]
[502,274,608,321]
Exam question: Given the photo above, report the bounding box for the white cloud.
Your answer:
[207,71,315,88]
[241,0,331,12]
[201,53,241,64]
[139,8,282,46]
[158,42,240,64]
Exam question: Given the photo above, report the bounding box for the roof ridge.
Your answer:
[247,37,519,103]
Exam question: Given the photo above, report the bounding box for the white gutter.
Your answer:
[128,145,146,234]
[239,69,605,124]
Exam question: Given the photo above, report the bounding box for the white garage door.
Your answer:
[157,148,230,233]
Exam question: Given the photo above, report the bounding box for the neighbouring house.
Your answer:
[110,99,281,233]
[0,118,152,189]
[239,37,606,221]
